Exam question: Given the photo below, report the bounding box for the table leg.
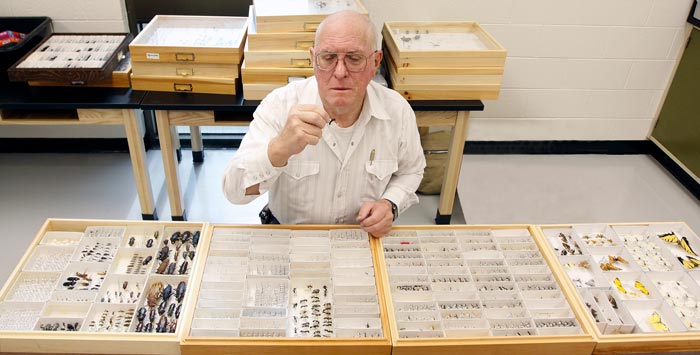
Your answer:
[156,110,186,220]
[122,109,157,220]
[190,126,204,163]
[170,125,182,163]
[435,111,470,224]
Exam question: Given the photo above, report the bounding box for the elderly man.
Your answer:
[222,10,425,237]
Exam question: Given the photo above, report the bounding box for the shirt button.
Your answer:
[295,173,300,178]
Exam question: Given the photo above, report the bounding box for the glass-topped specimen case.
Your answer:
[129,15,248,65]
[378,226,595,355]
[381,21,506,100]
[0,219,206,355]
[253,0,368,33]
[180,225,391,355]
[7,33,131,83]
[537,223,700,355]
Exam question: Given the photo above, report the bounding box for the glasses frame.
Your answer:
[314,50,378,73]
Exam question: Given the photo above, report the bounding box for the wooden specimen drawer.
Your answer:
[129,15,247,65]
[248,31,316,51]
[536,223,700,355]
[28,53,132,88]
[382,21,506,69]
[253,0,368,33]
[8,33,131,83]
[378,225,596,355]
[130,62,239,80]
[244,48,313,68]
[241,59,313,83]
[180,224,392,355]
[0,218,207,355]
[131,75,238,95]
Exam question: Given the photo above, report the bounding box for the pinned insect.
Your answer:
[648,311,670,332]
[128,237,136,247]
[175,281,186,303]
[613,277,626,294]
[658,232,679,243]
[146,239,154,248]
[680,236,697,256]
[181,231,192,243]
[147,282,164,308]
[192,231,200,247]
[178,261,188,275]
[635,280,650,295]
[170,231,181,244]
[142,255,153,265]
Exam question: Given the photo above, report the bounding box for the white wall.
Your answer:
[366,0,694,140]
[0,0,130,138]
[1,0,695,141]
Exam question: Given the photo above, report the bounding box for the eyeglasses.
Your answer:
[315,50,377,72]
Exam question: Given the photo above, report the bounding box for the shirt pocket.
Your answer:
[281,160,320,180]
[364,159,398,199]
[278,160,320,208]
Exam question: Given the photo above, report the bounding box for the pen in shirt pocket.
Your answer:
[370,148,375,166]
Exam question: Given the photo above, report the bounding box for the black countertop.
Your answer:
[0,82,145,110]
[1,82,484,112]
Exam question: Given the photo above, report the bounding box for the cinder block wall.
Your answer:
[1,0,695,141]
[367,0,694,140]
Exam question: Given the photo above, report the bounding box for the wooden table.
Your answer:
[0,84,158,220]
[141,91,482,223]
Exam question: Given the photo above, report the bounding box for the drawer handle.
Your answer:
[176,68,194,76]
[303,22,319,31]
[290,58,311,67]
[175,52,196,61]
[173,83,193,92]
[295,40,314,50]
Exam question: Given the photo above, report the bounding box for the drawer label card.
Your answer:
[146,52,160,60]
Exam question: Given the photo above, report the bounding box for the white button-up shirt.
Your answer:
[222,77,426,224]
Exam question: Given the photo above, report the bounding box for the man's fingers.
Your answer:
[356,202,374,222]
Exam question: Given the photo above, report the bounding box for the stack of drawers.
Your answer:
[242,0,368,100]
[382,21,506,100]
[129,15,247,95]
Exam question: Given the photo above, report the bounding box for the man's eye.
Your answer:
[346,55,364,63]
[320,54,337,62]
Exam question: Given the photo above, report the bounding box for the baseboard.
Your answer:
[463,140,653,155]
[1,137,696,201]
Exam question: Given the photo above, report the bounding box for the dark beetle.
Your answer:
[158,245,170,261]
[181,231,192,243]
[175,304,182,319]
[192,231,200,247]
[188,250,195,260]
[143,255,153,265]
[128,237,135,247]
[166,262,177,275]
[146,238,154,248]
[162,284,172,301]
[175,281,186,303]
[178,261,188,275]
[144,322,153,333]
[157,315,168,333]
[170,231,181,244]
[137,307,147,321]
[158,300,167,315]
[168,303,176,317]
[135,321,144,332]
[149,308,156,322]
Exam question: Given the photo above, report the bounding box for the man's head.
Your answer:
[311,10,382,121]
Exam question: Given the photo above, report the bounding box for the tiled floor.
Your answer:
[1,150,699,289]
